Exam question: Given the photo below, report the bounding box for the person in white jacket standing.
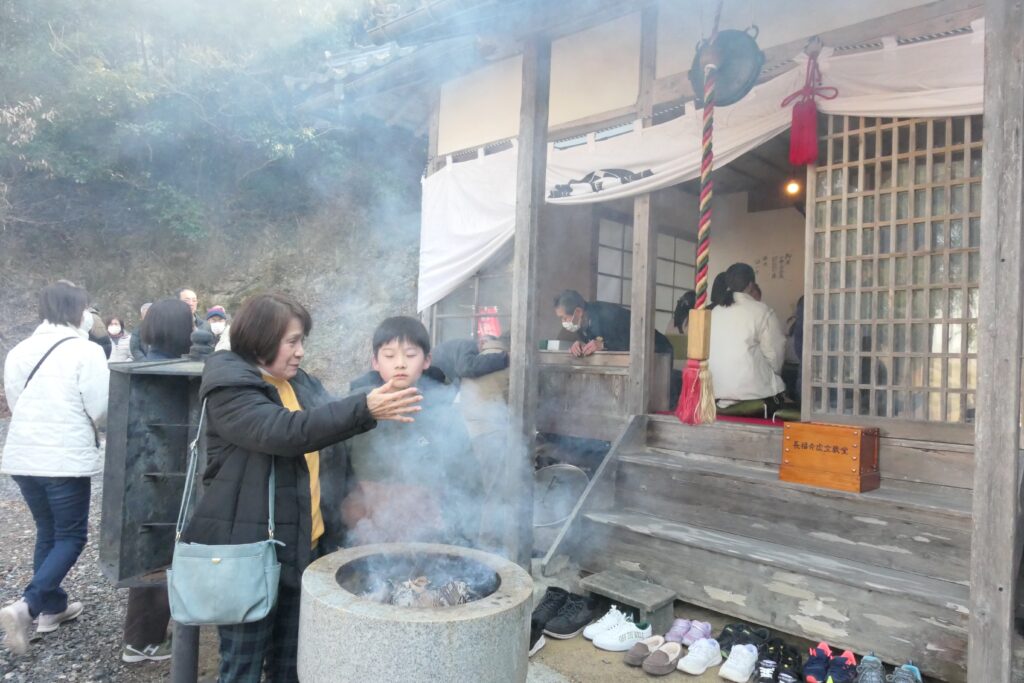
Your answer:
[0,281,109,655]
[708,263,787,413]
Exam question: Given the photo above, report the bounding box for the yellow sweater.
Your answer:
[262,372,324,547]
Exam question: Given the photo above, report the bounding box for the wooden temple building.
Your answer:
[295,0,1024,679]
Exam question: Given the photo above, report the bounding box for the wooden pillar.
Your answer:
[968,1,1024,680]
[507,36,551,569]
[627,5,659,415]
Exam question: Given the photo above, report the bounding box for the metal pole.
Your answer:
[170,622,201,683]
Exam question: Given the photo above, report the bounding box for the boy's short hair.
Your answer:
[231,292,312,365]
[372,316,431,356]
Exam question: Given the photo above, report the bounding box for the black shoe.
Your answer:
[737,624,770,648]
[755,638,785,682]
[531,587,569,629]
[542,593,600,639]
[716,623,744,655]
[529,622,546,657]
[777,644,802,682]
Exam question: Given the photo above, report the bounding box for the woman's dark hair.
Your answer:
[104,315,124,329]
[230,292,313,365]
[39,281,89,327]
[140,298,193,358]
[717,263,757,308]
[372,316,431,356]
[708,273,729,309]
[672,290,697,331]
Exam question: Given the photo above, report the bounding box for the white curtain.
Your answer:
[418,21,984,311]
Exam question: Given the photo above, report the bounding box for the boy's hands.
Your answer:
[365,378,422,423]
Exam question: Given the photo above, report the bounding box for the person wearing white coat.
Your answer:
[708,263,787,410]
[0,281,109,655]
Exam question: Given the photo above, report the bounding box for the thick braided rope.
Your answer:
[695,62,716,310]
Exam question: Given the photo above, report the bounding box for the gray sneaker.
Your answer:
[37,601,84,633]
[122,639,172,663]
[885,669,917,683]
[856,653,885,683]
[0,599,33,655]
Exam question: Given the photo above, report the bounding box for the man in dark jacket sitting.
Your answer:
[553,289,674,357]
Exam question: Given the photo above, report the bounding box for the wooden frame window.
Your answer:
[805,114,982,437]
[597,216,634,306]
[429,264,512,346]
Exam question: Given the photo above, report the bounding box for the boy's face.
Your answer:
[372,338,430,389]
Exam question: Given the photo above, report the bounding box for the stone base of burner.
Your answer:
[298,542,533,683]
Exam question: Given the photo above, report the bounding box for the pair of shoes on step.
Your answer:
[624,635,683,676]
[673,637,760,680]
[665,618,712,646]
[804,642,858,683]
[752,637,803,682]
[851,653,922,683]
[531,587,604,641]
[1,599,84,655]
[583,603,653,652]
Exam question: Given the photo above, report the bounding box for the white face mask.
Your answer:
[561,309,581,333]
[78,310,94,335]
[107,324,122,336]
[210,321,226,335]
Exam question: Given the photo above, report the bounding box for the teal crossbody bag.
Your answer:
[167,400,283,625]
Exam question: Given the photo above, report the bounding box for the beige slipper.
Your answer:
[623,635,665,666]
[642,641,684,675]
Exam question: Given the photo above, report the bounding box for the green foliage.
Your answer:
[0,0,417,239]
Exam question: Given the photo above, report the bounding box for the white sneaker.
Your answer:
[582,604,630,640]
[0,599,33,655]
[719,643,759,682]
[592,620,652,652]
[678,637,723,675]
[36,601,84,633]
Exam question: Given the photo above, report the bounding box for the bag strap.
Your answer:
[175,399,277,542]
[24,337,75,389]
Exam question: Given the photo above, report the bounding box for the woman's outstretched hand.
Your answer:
[365,379,422,423]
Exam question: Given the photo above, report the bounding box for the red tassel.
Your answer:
[780,53,838,167]
[675,359,704,425]
[789,99,819,165]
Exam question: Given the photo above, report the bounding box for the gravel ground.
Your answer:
[0,419,171,682]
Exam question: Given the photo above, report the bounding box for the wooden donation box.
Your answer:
[780,422,880,493]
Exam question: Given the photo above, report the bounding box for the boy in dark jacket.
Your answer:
[342,316,483,547]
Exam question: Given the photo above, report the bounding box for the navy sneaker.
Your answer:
[825,649,857,683]
[528,622,546,657]
[804,641,832,683]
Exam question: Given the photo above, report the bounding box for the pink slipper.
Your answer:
[664,618,692,644]
[681,620,712,646]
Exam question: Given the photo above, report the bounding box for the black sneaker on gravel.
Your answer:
[531,587,569,629]
[542,594,601,639]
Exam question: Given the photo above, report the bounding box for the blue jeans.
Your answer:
[12,476,91,617]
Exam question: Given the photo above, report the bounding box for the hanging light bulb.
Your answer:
[785,179,801,195]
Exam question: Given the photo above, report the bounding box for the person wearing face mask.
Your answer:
[552,289,674,358]
[199,305,229,346]
[104,315,133,363]
[1,281,109,655]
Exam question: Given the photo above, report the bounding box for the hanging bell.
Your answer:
[688,26,765,107]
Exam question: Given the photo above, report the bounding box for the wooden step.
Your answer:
[644,414,974,490]
[578,510,968,682]
[615,450,971,583]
